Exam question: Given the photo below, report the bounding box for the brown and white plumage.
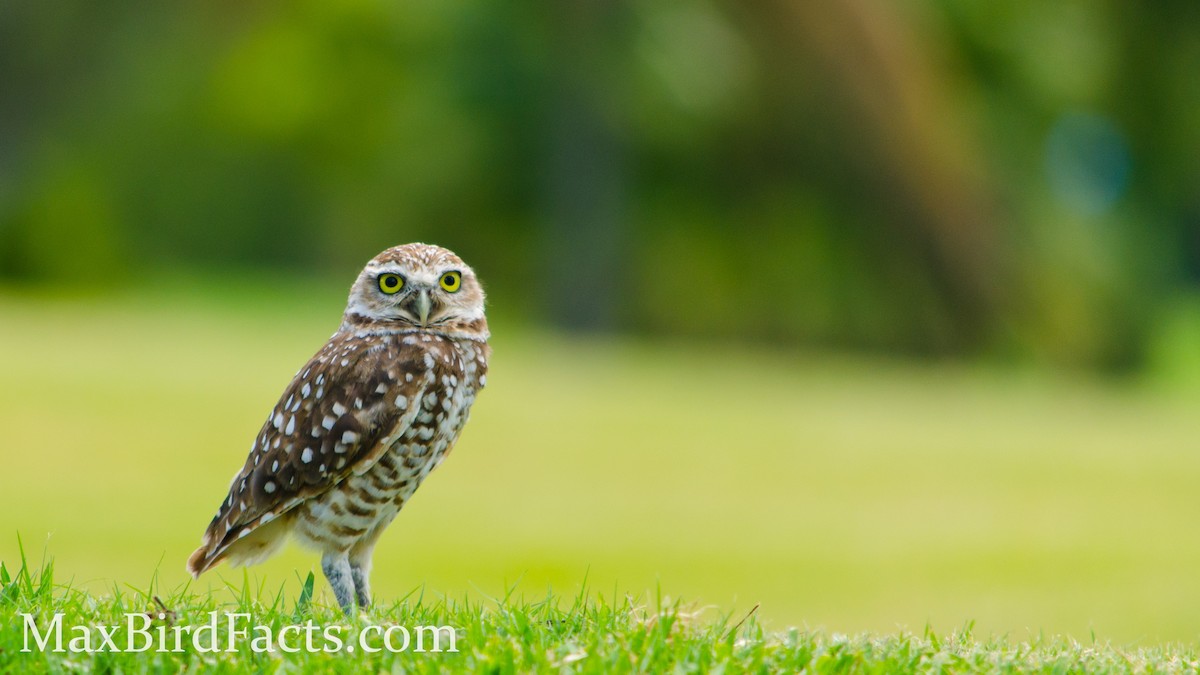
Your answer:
[187,243,489,613]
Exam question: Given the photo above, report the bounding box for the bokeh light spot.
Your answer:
[1044,112,1131,216]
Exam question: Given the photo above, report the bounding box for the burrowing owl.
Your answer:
[186,243,489,614]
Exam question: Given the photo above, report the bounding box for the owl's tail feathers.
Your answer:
[186,544,212,579]
[186,515,292,579]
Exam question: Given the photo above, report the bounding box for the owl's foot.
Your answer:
[321,552,357,616]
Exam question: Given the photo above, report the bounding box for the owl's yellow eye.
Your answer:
[439,271,462,293]
[378,273,404,295]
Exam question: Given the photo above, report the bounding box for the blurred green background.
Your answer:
[2,0,1200,645]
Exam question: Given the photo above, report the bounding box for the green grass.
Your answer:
[1,281,1200,655]
[4,553,1198,673]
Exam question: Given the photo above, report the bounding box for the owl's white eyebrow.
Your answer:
[370,264,407,275]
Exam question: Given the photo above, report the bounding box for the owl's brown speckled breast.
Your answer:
[292,334,488,551]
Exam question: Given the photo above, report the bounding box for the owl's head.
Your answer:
[344,243,487,339]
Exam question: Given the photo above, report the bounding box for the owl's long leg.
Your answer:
[321,552,356,615]
[349,557,372,609]
[348,511,395,610]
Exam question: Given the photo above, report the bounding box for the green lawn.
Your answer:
[3,555,1197,673]
[1,281,1199,655]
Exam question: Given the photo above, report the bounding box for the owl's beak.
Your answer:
[414,289,432,327]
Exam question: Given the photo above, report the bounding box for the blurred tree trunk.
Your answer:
[539,0,629,332]
[763,0,1011,350]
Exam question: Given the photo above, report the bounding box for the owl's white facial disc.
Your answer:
[343,243,487,338]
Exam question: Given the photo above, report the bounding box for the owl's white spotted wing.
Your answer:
[187,334,430,576]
